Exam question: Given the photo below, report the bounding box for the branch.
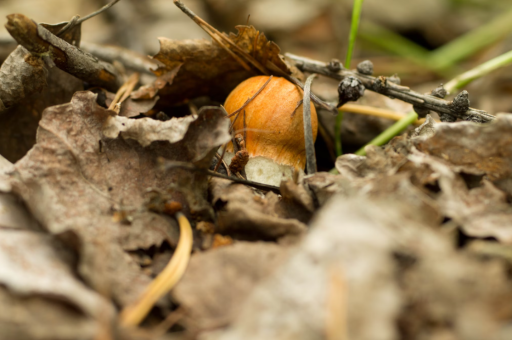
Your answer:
[159,160,281,194]
[5,14,122,92]
[285,53,495,123]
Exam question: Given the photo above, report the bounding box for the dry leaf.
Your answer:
[0,229,114,340]
[205,195,512,340]
[137,25,292,107]
[10,91,230,306]
[210,178,307,240]
[173,241,290,329]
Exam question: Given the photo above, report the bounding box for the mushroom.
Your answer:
[224,76,318,186]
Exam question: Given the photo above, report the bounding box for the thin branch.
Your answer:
[57,0,121,36]
[161,160,280,194]
[285,53,495,123]
[6,14,122,92]
[303,74,317,175]
[80,41,158,75]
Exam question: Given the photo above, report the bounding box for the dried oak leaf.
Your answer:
[172,241,290,330]
[0,229,114,340]
[133,25,291,107]
[210,178,307,240]
[10,91,230,306]
[205,195,512,340]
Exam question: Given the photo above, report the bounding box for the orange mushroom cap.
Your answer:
[224,76,318,170]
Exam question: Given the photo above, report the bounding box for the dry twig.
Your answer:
[286,53,495,123]
[6,14,122,92]
[303,74,317,174]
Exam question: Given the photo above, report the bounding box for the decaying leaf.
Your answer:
[9,91,230,306]
[210,178,307,240]
[0,66,83,162]
[415,114,512,183]
[204,195,512,340]
[173,241,291,330]
[135,25,293,108]
[0,229,114,340]
[328,119,512,243]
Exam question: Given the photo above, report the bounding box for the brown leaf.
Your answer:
[10,91,230,306]
[415,114,512,182]
[210,178,307,240]
[226,25,290,74]
[206,195,512,340]
[140,25,292,107]
[0,229,114,340]
[172,241,290,329]
[0,66,83,162]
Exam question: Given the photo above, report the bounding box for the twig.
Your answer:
[108,72,140,112]
[161,160,280,194]
[120,211,193,327]
[56,0,121,36]
[303,74,317,175]
[285,53,495,123]
[80,41,158,75]
[173,0,260,74]
[284,75,337,113]
[213,150,230,175]
[6,14,122,92]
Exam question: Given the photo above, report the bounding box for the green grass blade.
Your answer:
[335,0,365,156]
[444,49,512,92]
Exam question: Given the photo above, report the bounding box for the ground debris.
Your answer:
[8,91,229,307]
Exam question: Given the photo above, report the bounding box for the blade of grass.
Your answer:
[444,49,512,93]
[345,0,365,68]
[335,0,364,156]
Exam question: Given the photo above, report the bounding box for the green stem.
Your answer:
[345,0,364,68]
[444,49,512,93]
[335,0,364,156]
[354,111,418,156]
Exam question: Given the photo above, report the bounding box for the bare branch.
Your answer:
[285,53,495,123]
[6,14,122,92]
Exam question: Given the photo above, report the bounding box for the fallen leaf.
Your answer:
[10,91,230,306]
[210,178,307,240]
[0,229,114,340]
[205,195,512,340]
[138,25,293,108]
[173,241,290,329]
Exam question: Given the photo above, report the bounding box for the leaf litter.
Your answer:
[1,1,512,340]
